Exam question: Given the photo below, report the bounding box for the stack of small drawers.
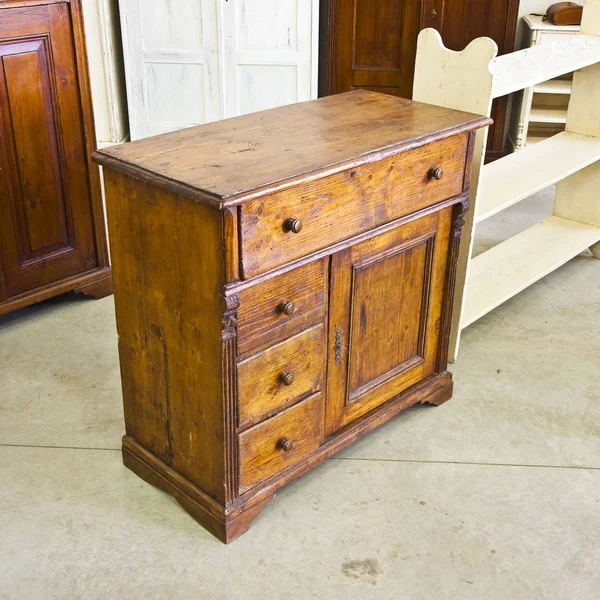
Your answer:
[235,258,328,492]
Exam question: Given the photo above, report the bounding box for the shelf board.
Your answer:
[533,79,573,94]
[529,107,568,124]
[491,35,600,98]
[475,131,600,223]
[463,216,600,327]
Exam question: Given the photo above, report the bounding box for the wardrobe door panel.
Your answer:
[0,4,97,298]
[326,0,423,98]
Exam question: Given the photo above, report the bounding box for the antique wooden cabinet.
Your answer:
[94,91,490,542]
[0,0,111,315]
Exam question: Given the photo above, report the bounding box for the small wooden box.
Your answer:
[93,91,489,542]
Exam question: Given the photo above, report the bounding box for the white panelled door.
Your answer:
[120,0,221,140]
[120,0,318,140]
[220,0,318,117]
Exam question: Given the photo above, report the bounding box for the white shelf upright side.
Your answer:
[413,30,498,361]
[554,5,600,259]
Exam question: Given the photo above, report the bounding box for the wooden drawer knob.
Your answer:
[283,218,303,234]
[277,437,294,452]
[427,166,444,181]
[279,371,295,386]
[278,301,296,315]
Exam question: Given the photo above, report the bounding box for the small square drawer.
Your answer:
[236,258,327,356]
[238,392,323,492]
[237,324,325,428]
[239,134,469,278]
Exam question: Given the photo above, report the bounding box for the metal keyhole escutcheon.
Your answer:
[334,328,343,365]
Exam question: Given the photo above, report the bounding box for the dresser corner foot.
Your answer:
[121,438,229,543]
[421,375,454,407]
[223,495,274,544]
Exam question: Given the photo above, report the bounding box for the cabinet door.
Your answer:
[119,0,222,140]
[0,3,98,299]
[220,0,318,117]
[325,208,452,434]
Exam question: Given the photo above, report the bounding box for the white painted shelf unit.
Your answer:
[413,0,600,361]
[512,16,581,150]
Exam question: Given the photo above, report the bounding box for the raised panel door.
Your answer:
[326,0,423,97]
[325,207,452,434]
[0,3,98,298]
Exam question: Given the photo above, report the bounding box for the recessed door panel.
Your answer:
[347,237,432,400]
[1,41,71,260]
[352,0,404,70]
[326,208,453,434]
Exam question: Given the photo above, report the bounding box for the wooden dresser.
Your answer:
[94,91,490,543]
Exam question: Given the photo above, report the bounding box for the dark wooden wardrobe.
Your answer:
[325,0,521,161]
[0,0,111,316]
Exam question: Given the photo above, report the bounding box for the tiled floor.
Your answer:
[1,189,599,599]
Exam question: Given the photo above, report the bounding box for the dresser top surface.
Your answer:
[93,91,490,207]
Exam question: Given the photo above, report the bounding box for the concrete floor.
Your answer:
[1,188,599,599]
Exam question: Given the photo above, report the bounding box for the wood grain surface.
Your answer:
[103,169,228,502]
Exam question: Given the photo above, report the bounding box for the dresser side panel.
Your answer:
[103,169,227,502]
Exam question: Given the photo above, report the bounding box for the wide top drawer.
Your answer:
[239,134,469,278]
